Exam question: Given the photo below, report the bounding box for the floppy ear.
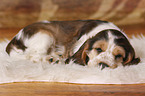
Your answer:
[131,57,140,64]
[123,53,134,64]
[123,52,140,65]
[81,43,89,64]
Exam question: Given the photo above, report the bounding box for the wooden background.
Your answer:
[0,0,145,28]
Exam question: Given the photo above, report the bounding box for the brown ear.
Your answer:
[123,53,134,64]
[131,57,140,65]
[81,43,89,64]
[123,53,140,65]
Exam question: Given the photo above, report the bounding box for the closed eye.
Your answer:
[115,54,122,59]
[95,48,103,53]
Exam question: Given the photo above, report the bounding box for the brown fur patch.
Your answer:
[113,46,125,57]
[92,40,108,51]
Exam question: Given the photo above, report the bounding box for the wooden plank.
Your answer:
[0,28,20,41]
[0,82,145,96]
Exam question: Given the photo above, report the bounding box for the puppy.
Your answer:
[6,20,140,69]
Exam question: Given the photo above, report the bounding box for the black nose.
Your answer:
[99,62,109,70]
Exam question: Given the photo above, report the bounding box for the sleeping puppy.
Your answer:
[6,20,140,69]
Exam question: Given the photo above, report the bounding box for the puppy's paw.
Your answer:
[45,56,60,64]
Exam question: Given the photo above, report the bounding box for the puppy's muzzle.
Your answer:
[98,62,109,70]
[96,52,117,69]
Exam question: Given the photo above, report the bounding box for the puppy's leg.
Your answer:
[24,32,55,63]
[6,29,55,63]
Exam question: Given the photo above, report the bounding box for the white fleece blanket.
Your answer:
[0,35,145,84]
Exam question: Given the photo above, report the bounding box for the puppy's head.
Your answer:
[81,29,140,69]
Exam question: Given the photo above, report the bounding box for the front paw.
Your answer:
[45,56,61,64]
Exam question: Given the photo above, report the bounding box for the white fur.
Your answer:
[73,22,128,55]
[0,35,145,84]
[24,32,54,62]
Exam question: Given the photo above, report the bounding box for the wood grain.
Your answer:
[0,26,145,96]
[0,28,21,41]
[0,82,145,96]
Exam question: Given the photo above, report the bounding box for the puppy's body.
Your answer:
[6,20,140,69]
